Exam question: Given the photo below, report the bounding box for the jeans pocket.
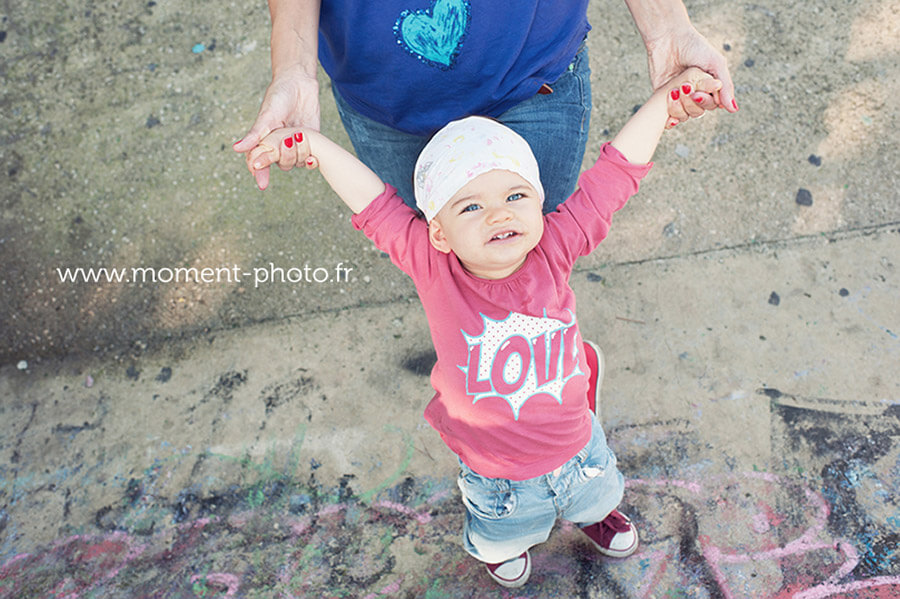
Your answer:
[576,444,616,483]
[457,470,519,521]
[550,44,592,134]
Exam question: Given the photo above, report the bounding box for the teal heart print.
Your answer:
[394,0,471,69]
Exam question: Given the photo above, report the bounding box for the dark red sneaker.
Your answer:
[485,550,531,588]
[581,509,638,558]
[583,340,604,417]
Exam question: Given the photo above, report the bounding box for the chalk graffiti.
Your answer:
[626,472,900,599]
[0,473,461,599]
[3,466,897,597]
[1,394,898,597]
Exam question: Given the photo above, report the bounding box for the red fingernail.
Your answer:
[732,99,739,111]
[682,84,692,94]
[670,89,680,100]
[283,137,293,149]
[693,95,703,103]
[294,132,303,143]
[668,119,679,128]
[306,157,314,166]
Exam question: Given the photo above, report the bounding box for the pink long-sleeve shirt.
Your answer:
[352,143,651,480]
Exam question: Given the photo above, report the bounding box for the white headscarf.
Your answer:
[413,116,544,222]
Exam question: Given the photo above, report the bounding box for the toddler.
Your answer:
[246,67,721,587]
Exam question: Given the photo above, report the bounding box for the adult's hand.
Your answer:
[647,25,737,120]
[232,65,321,190]
[232,0,322,189]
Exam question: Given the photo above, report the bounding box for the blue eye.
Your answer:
[507,193,524,202]
[460,203,480,214]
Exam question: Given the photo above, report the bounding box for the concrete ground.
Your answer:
[1,0,898,597]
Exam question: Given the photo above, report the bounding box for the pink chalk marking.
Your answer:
[49,530,126,550]
[309,499,433,524]
[791,576,900,599]
[752,512,771,534]
[372,500,432,524]
[712,487,831,566]
[318,503,347,516]
[97,537,150,584]
[759,500,786,529]
[41,530,149,586]
[99,538,149,584]
[744,470,783,483]
[49,578,72,597]
[288,515,312,536]
[227,512,253,527]
[426,489,451,504]
[530,551,580,578]
[639,549,673,599]
[715,537,835,564]
[78,537,129,562]
[180,516,213,531]
[361,578,403,599]
[190,572,240,598]
[626,477,703,495]
[699,480,838,599]
[826,542,859,584]
[0,552,33,572]
[699,539,734,599]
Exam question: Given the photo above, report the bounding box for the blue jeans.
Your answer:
[457,413,625,564]
[332,44,592,213]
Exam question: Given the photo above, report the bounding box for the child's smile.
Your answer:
[489,230,521,242]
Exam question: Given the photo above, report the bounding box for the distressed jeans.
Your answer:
[457,413,625,564]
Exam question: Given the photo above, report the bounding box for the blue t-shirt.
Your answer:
[318,0,591,135]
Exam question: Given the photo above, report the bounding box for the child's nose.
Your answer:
[485,204,513,224]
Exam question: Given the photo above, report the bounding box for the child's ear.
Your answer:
[428,220,452,254]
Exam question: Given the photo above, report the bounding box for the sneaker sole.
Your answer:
[587,527,639,558]
[486,552,532,588]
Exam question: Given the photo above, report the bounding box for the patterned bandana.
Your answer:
[413,116,544,221]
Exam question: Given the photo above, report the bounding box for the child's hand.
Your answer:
[665,67,723,129]
[245,128,320,190]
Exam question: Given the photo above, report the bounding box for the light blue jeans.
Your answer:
[332,44,592,213]
[457,413,625,564]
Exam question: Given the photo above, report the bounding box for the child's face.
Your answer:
[428,169,544,280]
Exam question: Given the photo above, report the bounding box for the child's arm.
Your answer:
[611,67,722,165]
[247,128,386,214]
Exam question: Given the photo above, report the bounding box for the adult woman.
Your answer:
[234,0,736,208]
